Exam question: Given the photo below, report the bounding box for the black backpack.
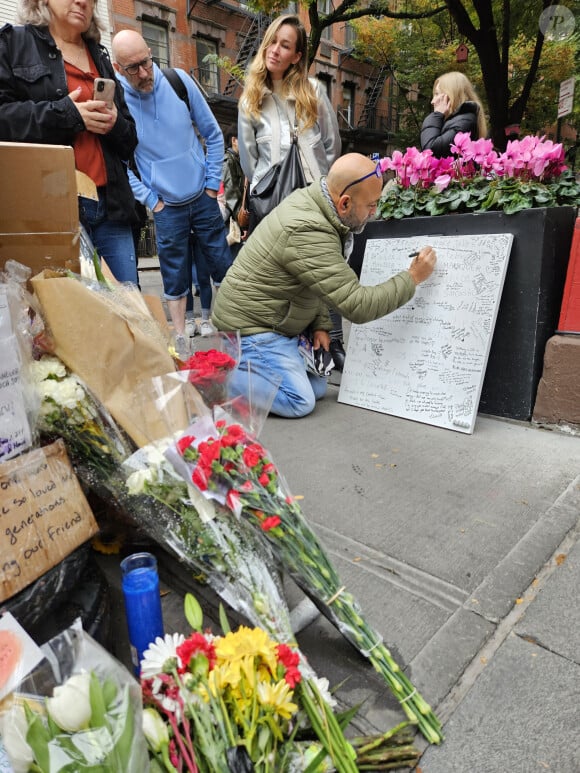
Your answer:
[162,67,190,110]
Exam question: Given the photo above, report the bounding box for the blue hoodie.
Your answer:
[116,64,224,211]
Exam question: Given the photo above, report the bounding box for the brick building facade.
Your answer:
[1,0,399,154]
[108,0,398,156]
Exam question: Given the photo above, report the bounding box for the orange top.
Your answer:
[65,52,107,188]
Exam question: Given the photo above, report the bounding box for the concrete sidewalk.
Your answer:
[105,260,580,771]
[259,387,580,771]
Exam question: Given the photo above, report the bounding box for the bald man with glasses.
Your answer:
[112,30,233,358]
[212,153,437,419]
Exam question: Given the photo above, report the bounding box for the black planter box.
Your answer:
[351,207,577,421]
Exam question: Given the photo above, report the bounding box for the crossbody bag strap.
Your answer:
[267,98,279,166]
[288,105,316,180]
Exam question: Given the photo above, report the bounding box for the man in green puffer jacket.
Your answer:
[212,153,437,418]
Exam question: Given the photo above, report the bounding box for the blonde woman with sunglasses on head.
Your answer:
[238,15,341,222]
[421,71,488,158]
[238,15,344,364]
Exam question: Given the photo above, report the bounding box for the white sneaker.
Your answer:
[185,318,199,338]
[199,320,215,337]
[174,334,190,360]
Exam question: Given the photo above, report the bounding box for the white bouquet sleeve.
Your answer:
[0,619,150,772]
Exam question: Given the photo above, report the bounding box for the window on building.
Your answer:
[344,22,356,48]
[316,73,332,100]
[317,0,331,40]
[142,21,169,68]
[342,84,355,126]
[196,38,219,94]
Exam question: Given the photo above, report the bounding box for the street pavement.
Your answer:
[101,260,580,772]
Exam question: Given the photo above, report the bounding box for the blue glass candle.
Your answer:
[121,552,164,674]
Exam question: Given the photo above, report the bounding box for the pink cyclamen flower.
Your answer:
[450,132,475,159]
[529,140,564,178]
[434,174,452,192]
[379,156,392,174]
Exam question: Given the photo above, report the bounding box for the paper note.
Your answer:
[0,287,32,461]
[0,612,44,702]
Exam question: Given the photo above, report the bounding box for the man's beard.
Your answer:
[340,212,368,234]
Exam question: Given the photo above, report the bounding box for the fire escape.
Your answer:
[358,65,389,131]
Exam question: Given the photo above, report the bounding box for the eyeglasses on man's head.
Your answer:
[120,56,154,76]
[339,162,383,197]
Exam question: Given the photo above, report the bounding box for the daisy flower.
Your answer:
[140,633,185,679]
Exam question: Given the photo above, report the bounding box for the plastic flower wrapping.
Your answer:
[379,133,580,219]
[178,333,240,408]
[0,620,149,772]
[28,352,300,660]
[5,261,443,747]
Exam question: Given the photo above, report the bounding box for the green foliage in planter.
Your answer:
[378,134,580,220]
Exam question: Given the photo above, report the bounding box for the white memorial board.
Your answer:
[338,234,513,433]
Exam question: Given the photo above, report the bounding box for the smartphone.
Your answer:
[93,77,116,107]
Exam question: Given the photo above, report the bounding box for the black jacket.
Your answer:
[420,101,479,158]
[0,23,138,223]
[221,148,245,220]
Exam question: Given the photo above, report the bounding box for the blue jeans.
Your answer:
[230,332,327,419]
[153,193,232,300]
[78,191,138,284]
[191,237,213,311]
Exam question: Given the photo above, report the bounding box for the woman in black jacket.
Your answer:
[420,71,487,158]
[0,0,140,284]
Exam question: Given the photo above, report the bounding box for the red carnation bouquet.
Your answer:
[179,332,240,408]
[180,349,237,407]
[164,416,443,745]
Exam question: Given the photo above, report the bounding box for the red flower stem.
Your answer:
[167,711,198,772]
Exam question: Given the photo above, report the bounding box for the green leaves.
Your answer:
[16,673,139,773]
[184,592,204,632]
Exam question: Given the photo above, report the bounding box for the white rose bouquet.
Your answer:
[0,621,149,772]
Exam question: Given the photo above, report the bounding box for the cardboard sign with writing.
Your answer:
[0,439,98,602]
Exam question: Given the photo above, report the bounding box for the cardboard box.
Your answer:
[0,439,98,602]
[0,142,80,276]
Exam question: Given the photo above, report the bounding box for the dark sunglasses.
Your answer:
[339,162,383,197]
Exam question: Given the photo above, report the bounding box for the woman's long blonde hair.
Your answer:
[241,15,319,129]
[434,71,488,139]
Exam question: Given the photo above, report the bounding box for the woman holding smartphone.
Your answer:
[0,0,139,283]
